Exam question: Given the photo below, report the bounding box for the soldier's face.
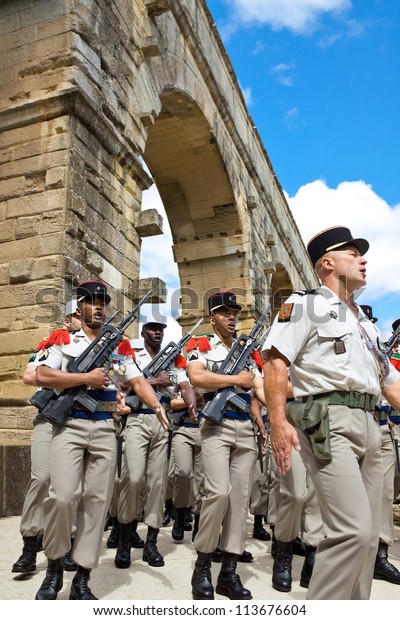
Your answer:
[211,307,239,335]
[142,325,164,346]
[79,297,106,328]
[328,245,367,290]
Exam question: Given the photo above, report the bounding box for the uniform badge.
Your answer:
[188,353,199,362]
[278,303,293,323]
[38,349,49,362]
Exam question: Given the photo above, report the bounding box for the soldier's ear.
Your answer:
[75,306,82,318]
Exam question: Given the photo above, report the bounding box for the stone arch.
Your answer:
[270,263,295,319]
[143,88,253,330]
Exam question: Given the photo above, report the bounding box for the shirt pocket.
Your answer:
[316,322,353,356]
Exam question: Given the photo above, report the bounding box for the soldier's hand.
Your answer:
[156,370,174,387]
[270,420,300,476]
[235,370,254,389]
[85,367,110,389]
[188,403,198,423]
[153,403,170,431]
[116,391,127,415]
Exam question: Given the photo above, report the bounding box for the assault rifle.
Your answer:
[29,311,119,412]
[385,322,400,358]
[202,306,270,425]
[125,317,204,412]
[36,291,152,427]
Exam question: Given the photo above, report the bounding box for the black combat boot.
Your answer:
[253,514,271,541]
[299,545,317,588]
[216,552,252,600]
[35,558,64,600]
[292,536,306,556]
[104,512,113,531]
[12,536,37,574]
[142,527,164,566]
[172,507,186,541]
[35,534,43,552]
[192,514,200,542]
[131,519,144,548]
[373,541,400,584]
[115,522,132,569]
[63,539,78,571]
[270,525,277,558]
[106,517,120,548]
[69,566,98,600]
[210,546,223,562]
[191,552,214,600]
[272,541,293,593]
[162,498,174,527]
[184,507,193,531]
[238,549,253,563]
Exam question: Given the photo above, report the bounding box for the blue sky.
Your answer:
[141,0,400,341]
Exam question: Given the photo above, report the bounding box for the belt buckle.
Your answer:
[97,402,116,413]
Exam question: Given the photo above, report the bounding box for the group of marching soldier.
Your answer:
[12,226,400,601]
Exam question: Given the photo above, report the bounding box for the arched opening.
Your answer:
[270,264,294,319]
[143,89,251,329]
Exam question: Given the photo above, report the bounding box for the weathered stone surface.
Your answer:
[0,0,318,514]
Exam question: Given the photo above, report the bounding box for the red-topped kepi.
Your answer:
[76,280,111,305]
[208,291,241,314]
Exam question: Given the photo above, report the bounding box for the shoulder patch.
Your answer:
[37,349,49,362]
[278,303,293,323]
[188,352,200,362]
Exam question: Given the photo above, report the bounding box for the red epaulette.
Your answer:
[185,336,212,353]
[117,338,136,360]
[174,354,187,368]
[36,328,70,351]
[251,349,265,371]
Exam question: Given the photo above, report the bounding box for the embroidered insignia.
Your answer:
[278,303,293,323]
[38,349,49,362]
[188,353,199,362]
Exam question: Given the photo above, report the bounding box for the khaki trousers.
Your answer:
[275,447,323,547]
[194,417,257,555]
[249,450,269,516]
[20,419,53,537]
[298,405,382,600]
[379,424,396,545]
[173,425,204,513]
[43,417,116,569]
[117,412,169,529]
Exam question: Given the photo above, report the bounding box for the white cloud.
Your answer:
[227,0,352,34]
[270,62,295,86]
[140,184,182,342]
[240,84,253,105]
[287,179,400,300]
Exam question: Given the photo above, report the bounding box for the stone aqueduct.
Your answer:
[0,0,318,515]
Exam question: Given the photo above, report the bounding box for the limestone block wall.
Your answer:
[0,0,318,514]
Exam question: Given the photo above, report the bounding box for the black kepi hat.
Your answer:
[208,291,241,314]
[392,318,400,334]
[360,305,378,324]
[142,321,167,330]
[77,280,111,305]
[307,226,369,267]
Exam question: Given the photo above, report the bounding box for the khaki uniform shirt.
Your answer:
[264,286,399,400]
[186,333,260,399]
[37,328,141,394]
[134,347,188,401]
